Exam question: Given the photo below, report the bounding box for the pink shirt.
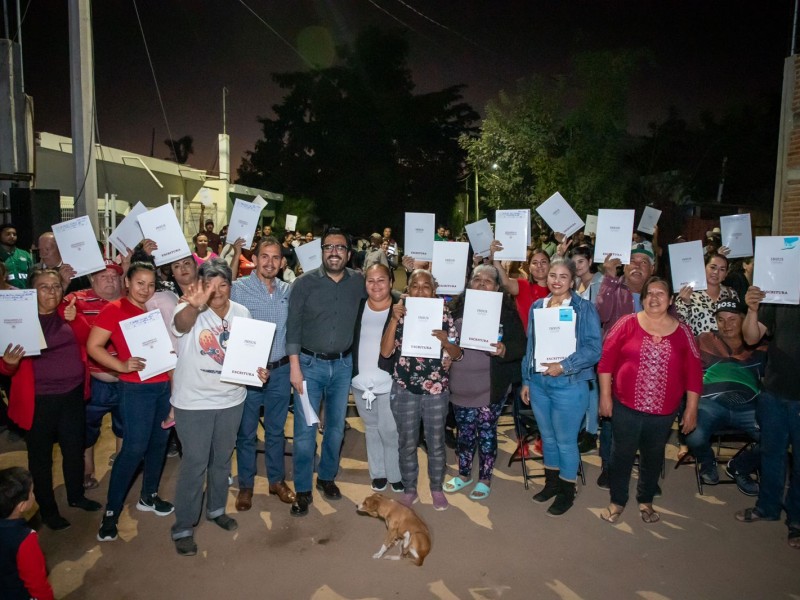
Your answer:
[598,313,703,415]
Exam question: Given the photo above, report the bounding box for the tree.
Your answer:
[164,135,194,164]
[238,28,478,234]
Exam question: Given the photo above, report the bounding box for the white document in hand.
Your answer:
[432,242,469,295]
[720,214,753,259]
[535,192,584,238]
[120,309,178,381]
[0,290,42,356]
[137,204,192,266]
[533,306,576,372]
[401,297,444,359]
[464,218,494,257]
[52,216,106,277]
[494,209,529,261]
[297,381,320,426]
[637,206,662,235]
[584,214,598,236]
[668,240,707,292]
[226,199,262,248]
[459,289,502,352]
[220,317,276,386]
[285,214,298,232]
[593,209,635,264]
[404,212,435,261]
[753,236,800,305]
[108,201,147,254]
[295,238,322,272]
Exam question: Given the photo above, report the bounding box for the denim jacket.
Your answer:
[521,290,602,385]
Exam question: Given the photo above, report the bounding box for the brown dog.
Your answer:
[357,493,431,566]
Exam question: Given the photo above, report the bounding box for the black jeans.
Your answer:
[609,400,674,507]
[26,384,86,518]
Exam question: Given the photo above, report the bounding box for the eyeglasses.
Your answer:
[36,284,61,293]
[322,244,348,253]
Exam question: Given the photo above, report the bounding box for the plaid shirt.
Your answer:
[231,274,291,362]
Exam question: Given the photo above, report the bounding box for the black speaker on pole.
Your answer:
[9,188,62,252]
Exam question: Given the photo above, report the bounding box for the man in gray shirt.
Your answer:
[231,237,296,511]
[287,227,366,516]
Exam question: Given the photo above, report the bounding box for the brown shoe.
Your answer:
[269,481,296,504]
[236,488,253,511]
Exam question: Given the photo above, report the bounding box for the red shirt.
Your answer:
[515,278,549,334]
[64,289,117,374]
[93,298,170,383]
[598,313,703,415]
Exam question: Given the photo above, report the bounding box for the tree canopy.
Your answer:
[238,28,479,234]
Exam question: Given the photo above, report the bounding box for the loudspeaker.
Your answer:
[9,188,61,252]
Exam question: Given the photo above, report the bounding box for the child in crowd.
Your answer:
[0,467,54,600]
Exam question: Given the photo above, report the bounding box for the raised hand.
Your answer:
[183,281,214,310]
[63,296,77,322]
[2,344,26,367]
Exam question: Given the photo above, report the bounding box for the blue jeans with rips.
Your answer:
[105,381,171,515]
[530,374,588,481]
[293,353,352,493]
[685,397,760,472]
[755,391,800,528]
[236,362,292,487]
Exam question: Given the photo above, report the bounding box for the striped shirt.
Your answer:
[231,274,291,362]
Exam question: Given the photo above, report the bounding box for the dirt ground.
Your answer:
[1,409,798,600]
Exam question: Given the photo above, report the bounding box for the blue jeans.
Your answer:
[236,362,292,487]
[530,374,588,480]
[105,381,171,515]
[685,398,759,472]
[755,391,800,527]
[293,353,352,493]
[584,379,599,435]
[85,378,123,447]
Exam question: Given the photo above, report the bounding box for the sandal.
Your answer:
[789,527,800,550]
[469,482,491,501]
[639,503,660,523]
[443,476,473,493]
[83,474,99,490]
[600,504,624,524]
[734,507,778,523]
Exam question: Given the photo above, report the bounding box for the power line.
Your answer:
[235,0,317,69]
[393,0,498,56]
[131,0,177,162]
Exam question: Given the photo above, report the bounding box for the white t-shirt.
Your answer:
[170,300,251,410]
[352,304,393,393]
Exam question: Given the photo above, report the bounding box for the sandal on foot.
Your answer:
[734,507,777,523]
[789,527,800,550]
[639,504,660,523]
[443,476,473,493]
[469,482,491,500]
[600,504,624,524]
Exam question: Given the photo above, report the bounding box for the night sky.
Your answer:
[12,0,795,175]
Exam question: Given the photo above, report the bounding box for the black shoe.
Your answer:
[371,478,388,491]
[532,469,560,503]
[97,511,118,541]
[390,481,404,493]
[208,514,238,531]
[578,432,597,454]
[44,514,71,531]
[315,479,342,500]
[137,493,175,516]
[596,468,610,490]
[290,492,313,517]
[167,440,181,458]
[700,462,720,485]
[547,480,577,517]
[725,462,760,496]
[174,536,197,556]
[69,497,102,512]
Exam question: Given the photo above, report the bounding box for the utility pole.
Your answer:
[68,0,98,232]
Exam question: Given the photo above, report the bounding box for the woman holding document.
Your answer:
[169,258,268,556]
[87,262,174,542]
[521,258,602,517]
[1,268,101,531]
[380,269,459,511]
[675,252,739,336]
[491,242,551,333]
[444,265,526,500]
[597,277,702,524]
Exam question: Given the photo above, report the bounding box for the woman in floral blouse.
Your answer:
[380,269,460,511]
[675,252,738,336]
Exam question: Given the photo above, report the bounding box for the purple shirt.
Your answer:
[32,313,84,395]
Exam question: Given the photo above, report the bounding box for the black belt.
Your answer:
[267,356,290,370]
[301,348,351,361]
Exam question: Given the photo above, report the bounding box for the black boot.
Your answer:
[547,479,576,517]
[532,468,560,503]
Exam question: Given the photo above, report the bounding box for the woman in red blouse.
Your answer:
[597,277,702,524]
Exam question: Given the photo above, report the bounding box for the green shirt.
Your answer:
[1,246,33,288]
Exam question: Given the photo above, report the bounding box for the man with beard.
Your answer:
[231,237,296,510]
[594,247,656,488]
[286,227,366,516]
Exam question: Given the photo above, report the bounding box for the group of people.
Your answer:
[0,213,798,598]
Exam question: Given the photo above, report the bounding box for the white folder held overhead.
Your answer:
[137,204,192,267]
[108,201,147,254]
[431,242,469,295]
[584,214,598,236]
[753,236,800,305]
[637,206,662,235]
[285,214,298,232]
[669,240,707,292]
[295,238,322,273]
[593,209,635,264]
[494,209,529,261]
[535,192,584,238]
[720,214,753,259]
[404,213,436,261]
[226,199,262,248]
[52,216,106,278]
[464,218,494,257]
